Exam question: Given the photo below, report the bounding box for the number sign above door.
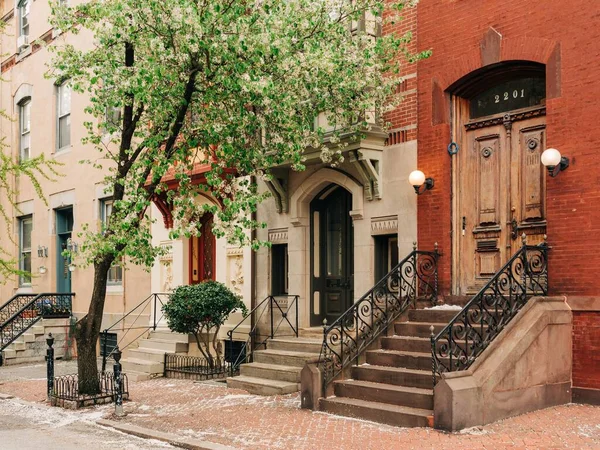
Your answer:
[470,77,546,118]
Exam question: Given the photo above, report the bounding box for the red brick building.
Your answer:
[414,0,600,404]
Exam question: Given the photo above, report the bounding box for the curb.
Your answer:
[0,393,14,400]
[97,419,236,450]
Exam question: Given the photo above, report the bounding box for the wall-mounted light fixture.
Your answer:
[541,148,569,178]
[37,245,48,258]
[409,170,434,195]
[38,265,47,275]
[68,263,76,272]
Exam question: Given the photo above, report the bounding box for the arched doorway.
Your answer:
[451,62,548,294]
[189,213,216,284]
[310,185,354,326]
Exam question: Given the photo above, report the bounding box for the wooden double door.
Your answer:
[189,213,216,284]
[456,110,547,294]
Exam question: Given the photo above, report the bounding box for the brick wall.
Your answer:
[572,312,600,389]
[383,4,417,140]
[415,0,600,296]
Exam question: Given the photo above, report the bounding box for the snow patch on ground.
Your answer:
[425,304,463,310]
[459,426,490,436]
[0,398,110,428]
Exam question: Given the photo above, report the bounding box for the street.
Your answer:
[0,397,173,450]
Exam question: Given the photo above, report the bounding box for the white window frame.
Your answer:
[56,82,71,151]
[19,98,31,161]
[100,198,123,286]
[19,215,32,286]
[18,0,29,38]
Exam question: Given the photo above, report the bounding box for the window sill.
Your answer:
[53,146,72,157]
[106,284,124,294]
[16,286,33,294]
[16,45,31,62]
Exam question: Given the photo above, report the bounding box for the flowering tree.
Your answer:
[48,0,428,391]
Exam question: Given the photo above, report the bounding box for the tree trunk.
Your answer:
[76,259,112,395]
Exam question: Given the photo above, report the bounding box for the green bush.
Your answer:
[162,281,247,367]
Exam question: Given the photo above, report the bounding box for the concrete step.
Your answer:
[253,349,320,367]
[148,330,189,343]
[267,338,322,353]
[394,322,447,338]
[139,338,188,353]
[320,396,432,428]
[381,336,431,353]
[226,375,299,395]
[121,358,163,374]
[10,341,26,351]
[30,325,44,335]
[352,365,435,389]
[21,333,35,343]
[127,348,167,363]
[408,309,461,323]
[366,349,437,371]
[298,328,324,339]
[240,362,302,383]
[333,380,433,410]
[123,370,153,382]
[442,296,471,306]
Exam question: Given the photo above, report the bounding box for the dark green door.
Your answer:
[56,207,73,293]
[310,185,354,326]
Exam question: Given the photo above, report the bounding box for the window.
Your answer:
[19,216,32,286]
[19,99,31,161]
[18,0,29,38]
[57,83,71,150]
[100,198,123,285]
[271,244,288,295]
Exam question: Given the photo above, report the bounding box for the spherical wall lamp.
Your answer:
[409,170,434,195]
[541,148,569,177]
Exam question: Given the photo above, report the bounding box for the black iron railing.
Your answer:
[319,246,439,390]
[101,293,169,372]
[431,235,548,382]
[52,372,129,402]
[0,293,37,324]
[0,293,75,354]
[226,294,299,376]
[164,353,235,380]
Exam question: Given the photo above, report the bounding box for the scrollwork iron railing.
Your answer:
[0,293,75,354]
[319,245,439,390]
[431,235,548,381]
[0,294,37,324]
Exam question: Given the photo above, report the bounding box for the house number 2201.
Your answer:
[494,89,525,103]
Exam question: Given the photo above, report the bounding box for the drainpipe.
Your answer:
[250,175,257,349]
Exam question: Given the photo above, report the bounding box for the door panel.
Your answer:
[457,115,546,294]
[310,186,353,326]
[189,213,215,284]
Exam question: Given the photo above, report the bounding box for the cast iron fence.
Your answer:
[100,293,169,372]
[226,294,300,376]
[0,293,75,354]
[163,353,236,380]
[431,235,548,382]
[319,245,439,391]
[52,372,129,402]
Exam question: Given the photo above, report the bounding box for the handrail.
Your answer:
[101,292,170,372]
[430,235,548,384]
[0,293,37,324]
[0,293,75,356]
[226,294,300,376]
[319,245,440,392]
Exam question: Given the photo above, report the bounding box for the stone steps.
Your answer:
[227,336,321,395]
[138,338,188,353]
[240,362,301,383]
[320,397,432,428]
[317,306,452,428]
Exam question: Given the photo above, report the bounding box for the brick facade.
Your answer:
[411,1,600,393]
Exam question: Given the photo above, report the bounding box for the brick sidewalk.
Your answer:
[1,376,599,449]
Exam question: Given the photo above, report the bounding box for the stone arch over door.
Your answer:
[290,168,364,227]
[287,168,366,328]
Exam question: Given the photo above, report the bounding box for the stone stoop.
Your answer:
[319,307,461,428]
[1,318,73,366]
[121,329,189,381]
[227,335,322,395]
